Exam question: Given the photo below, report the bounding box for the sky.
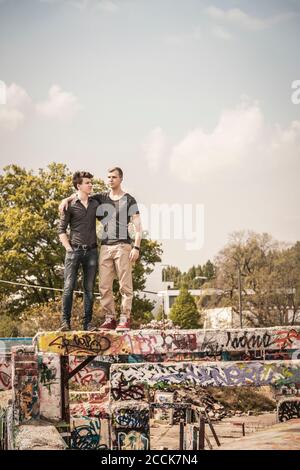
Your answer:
[0,0,300,290]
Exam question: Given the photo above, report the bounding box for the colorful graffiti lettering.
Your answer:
[117,431,149,450]
[110,361,300,399]
[48,334,112,355]
[278,399,300,422]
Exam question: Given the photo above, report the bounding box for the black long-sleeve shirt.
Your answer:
[58,196,100,246]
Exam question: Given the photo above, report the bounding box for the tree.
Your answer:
[163,261,216,289]
[211,231,300,326]
[169,286,200,328]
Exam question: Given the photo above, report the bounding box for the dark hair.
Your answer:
[108,167,123,179]
[72,171,93,190]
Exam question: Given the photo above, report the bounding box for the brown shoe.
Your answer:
[99,317,117,330]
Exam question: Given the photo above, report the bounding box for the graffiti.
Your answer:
[225,331,273,351]
[153,392,174,424]
[71,403,108,418]
[48,334,112,355]
[17,377,39,422]
[38,353,61,421]
[114,408,149,429]
[0,370,10,389]
[39,362,58,393]
[71,419,101,450]
[278,399,300,422]
[0,359,11,390]
[70,390,109,404]
[117,431,149,450]
[111,374,146,401]
[71,417,109,450]
[69,356,109,387]
[37,327,300,357]
[273,329,300,350]
[110,361,300,397]
[121,332,197,355]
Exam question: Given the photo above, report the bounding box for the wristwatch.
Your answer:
[133,246,140,251]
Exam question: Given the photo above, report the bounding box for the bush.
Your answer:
[207,386,276,413]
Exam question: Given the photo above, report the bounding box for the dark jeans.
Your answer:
[62,247,98,328]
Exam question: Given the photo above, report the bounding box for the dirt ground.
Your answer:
[150,412,277,450]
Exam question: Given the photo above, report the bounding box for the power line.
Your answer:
[0,279,158,296]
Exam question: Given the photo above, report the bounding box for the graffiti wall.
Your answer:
[110,361,300,400]
[38,353,61,421]
[69,356,109,387]
[36,327,300,357]
[70,390,110,418]
[12,346,40,423]
[70,416,110,450]
[153,391,174,424]
[277,398,300,422]
[111,402,150,450]
[0,338,32,392]
[70,395,110,449]
[0,355,11,391]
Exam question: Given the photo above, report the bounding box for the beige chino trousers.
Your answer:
[99,243,133,319]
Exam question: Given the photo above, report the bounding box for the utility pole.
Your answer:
[161,264,169,329]
[238,264,243,328]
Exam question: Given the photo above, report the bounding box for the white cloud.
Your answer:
[206,6,297,38]
[95,0,119,13]
[170,101,265,181]
[142,100,300,182]
[0,108,25,132]
[39,0,119,11]
[0,83,80,130]
[164,28,201,46]
[36,85,80,121]
[142,127,168,171]
[211,25,233,40]
[0,83,32,131]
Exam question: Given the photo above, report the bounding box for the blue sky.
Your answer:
[0,0,300,284]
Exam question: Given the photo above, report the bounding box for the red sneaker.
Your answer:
[99,317,117,330]
[116,315,131,332]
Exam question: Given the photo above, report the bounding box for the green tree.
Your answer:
[163,262,216,289]
[211,231,300,326]
[169,286,200,328]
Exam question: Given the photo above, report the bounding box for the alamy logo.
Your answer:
[0,80,7,105]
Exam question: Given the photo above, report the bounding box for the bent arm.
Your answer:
[58,193,76,214]
[131,213,142,250]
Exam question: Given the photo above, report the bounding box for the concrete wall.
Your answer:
[38,353,61,421]
[11,346,40,424]
[277,398,300,422]
[0,354,11,391]
[0,338,32,392]
[111,401,150,450]
[110,361,300,400]
[36,326,300,356]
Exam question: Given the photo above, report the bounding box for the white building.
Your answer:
[157,287,223,316]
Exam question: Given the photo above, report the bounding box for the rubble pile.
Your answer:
[173,387,234,422]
